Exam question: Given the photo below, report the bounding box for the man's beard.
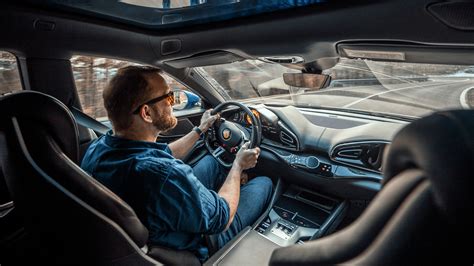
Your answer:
[152,111,178,132]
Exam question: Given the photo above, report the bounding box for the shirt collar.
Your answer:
[104,130,169,151]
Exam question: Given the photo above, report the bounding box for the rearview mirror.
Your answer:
[283,73,331,89]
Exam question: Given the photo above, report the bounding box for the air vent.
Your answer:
[277,121,299,150]
[280,131,294,145]
[331,142,388,172]
[336,148,362,159]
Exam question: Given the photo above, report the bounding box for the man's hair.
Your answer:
[103,65,162,131]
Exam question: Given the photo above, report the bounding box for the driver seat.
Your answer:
[0,91,200,265]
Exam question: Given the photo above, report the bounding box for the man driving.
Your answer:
[81,66,273,261]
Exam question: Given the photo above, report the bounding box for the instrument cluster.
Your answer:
[231,108,272,128]
[227,106,298,150]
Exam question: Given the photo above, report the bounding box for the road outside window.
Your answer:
[0,51,22,95]
[198,59,473,118]
[71,56,194,120]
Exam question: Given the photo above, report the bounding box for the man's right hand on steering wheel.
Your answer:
[233,142,260,170]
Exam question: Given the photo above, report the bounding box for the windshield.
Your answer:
[195,59,474,118]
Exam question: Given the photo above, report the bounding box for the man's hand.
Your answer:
[169,109,218,159]
[199,109,219,133]
[220,142,259,229]
[233,142,260,171]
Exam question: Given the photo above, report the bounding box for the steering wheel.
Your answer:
[205,101,262,168]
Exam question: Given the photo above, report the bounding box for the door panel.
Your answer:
[159,117,195,139]
[158,109,204,141]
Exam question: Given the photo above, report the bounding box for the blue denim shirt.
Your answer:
[80,131,230,260]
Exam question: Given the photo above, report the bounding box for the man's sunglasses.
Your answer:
[132,91,175,114]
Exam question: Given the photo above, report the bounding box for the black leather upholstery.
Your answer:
[382,110,474,224]
[78,127,98,163]
[0,91,155,264]
[148,245,201,266]
[0,91,79,163]
[270,110,474,265]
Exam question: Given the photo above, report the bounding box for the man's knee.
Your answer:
[253,176,272,188]
[201,154,218,166]
[250,176,273,203]
[204,155,226,174]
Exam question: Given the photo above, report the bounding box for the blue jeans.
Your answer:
[192,155,273,249]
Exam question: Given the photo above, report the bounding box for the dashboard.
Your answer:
[221,104,406,186]
[226,106,299,150]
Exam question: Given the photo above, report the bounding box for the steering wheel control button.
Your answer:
[212,146,225,157]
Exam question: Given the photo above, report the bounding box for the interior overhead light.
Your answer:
[343,48,405,61]
[259,56,304,64]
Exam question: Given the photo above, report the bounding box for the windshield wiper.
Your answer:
[249,80,262,97]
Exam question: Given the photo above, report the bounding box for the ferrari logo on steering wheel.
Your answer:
[222,129,232,140]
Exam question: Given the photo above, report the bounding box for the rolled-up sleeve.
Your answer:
[140,159,230,235]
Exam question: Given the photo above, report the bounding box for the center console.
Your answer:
[205,185,347,266]
[255,186,344,246]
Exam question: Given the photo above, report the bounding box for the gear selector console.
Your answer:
[255,186,345,246]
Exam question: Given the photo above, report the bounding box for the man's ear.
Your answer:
[139,105,154,123]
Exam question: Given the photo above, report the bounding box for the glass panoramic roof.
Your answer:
[37,0,326,29]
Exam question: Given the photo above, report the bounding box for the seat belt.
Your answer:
[70,106,110,135]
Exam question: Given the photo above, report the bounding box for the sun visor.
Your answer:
[164,51,245,68]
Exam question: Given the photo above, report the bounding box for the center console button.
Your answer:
[274,206,295,220]
[293,215,319,228]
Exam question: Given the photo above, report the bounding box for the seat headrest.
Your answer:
[0,91,79,163]
[382,110,474,223]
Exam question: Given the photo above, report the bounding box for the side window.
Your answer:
[71,55,199,120]
[0,51,22,95]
